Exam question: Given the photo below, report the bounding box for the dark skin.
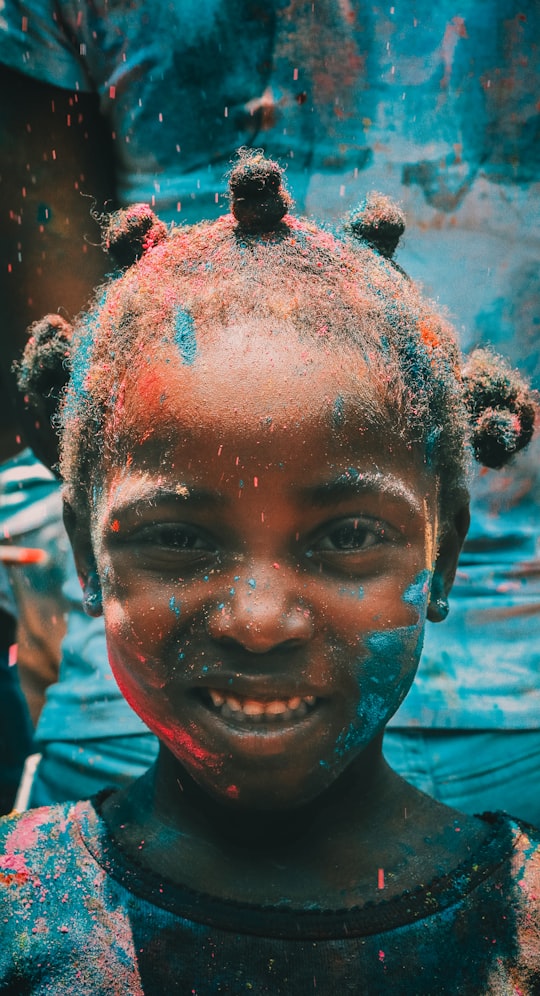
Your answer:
[101,742,489,909]
[0,66,115,462]
[69,328,488,910]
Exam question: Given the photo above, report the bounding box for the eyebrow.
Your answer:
[302,470,423,514]
[107,483,224,517]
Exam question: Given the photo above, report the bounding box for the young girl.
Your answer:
[1,152,538,994]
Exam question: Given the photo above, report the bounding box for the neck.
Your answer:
[100,740,483,906]
[135,737,400,851]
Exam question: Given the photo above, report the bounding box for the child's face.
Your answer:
[84,325,442,811]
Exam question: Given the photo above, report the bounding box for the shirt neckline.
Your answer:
[75,796,519,941]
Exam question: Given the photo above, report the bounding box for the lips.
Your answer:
[204,688,318,723]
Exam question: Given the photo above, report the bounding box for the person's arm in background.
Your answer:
[0,64,116,464]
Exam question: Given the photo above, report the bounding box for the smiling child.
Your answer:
[1,151,538,994]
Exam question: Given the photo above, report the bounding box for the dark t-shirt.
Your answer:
[0,797,539,994]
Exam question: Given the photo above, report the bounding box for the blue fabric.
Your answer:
[384,728,540,828]
[28,734,158,806]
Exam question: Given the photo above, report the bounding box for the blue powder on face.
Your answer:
[247,578,256,590]
[402,569,431,609]
[364,623,425,680]
[332,395,345,428]
[339,585,364,600]
[169,596,181,617]
[335,692,388,758]
[332,613,427,762]
[173,307,197,365]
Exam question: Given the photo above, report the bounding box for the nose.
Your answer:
[205,567,314,654]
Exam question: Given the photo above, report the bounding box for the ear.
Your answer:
[63,500,103,617]
[427,500,470,623]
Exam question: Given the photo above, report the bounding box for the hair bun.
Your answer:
[16,314,73,408]
[462,349,536,469]
[348,193,405,259]
[102,204,168,267]
[229,150,292,232]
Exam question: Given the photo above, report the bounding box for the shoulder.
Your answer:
[481,815,540,988]
[0,800,144,991]
[0,800,97,896]
[502,814,540,888]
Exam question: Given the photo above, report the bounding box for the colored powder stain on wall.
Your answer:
[173,307,197,365]
[169,596,181,617]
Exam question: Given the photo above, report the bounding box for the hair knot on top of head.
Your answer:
[15,313,73,410]
[102,203,168,268]
[347,193,406,259]
[229,150,292,232]
[57,148,537,525]
[461,349,536,469]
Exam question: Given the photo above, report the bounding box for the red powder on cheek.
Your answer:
[226,784,239,799]
[147,714,224,775]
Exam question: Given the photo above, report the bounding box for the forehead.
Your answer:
[111,322,386,446]
[94,324,436,517]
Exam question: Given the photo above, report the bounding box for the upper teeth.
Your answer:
[208,689,316,720]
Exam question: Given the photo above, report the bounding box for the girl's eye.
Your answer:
[309,518,388,558]
[144,524,216,552]
[118,522,218,560]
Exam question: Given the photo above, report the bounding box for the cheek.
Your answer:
[340,623,424,755]
[103,595,224,776]
[102,593,171,695]
[329,571,430,761]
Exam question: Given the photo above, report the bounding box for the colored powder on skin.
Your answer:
[363,624,424,683]
[146,715,220,770]
[335,692,388,759]
[339,585,364,599]
[333,578,430,762]
[173,307,197,365]
[332,395,345,428]
[402,569,431,611]
[169,596,181,617]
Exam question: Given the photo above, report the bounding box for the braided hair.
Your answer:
[16,149,536,521]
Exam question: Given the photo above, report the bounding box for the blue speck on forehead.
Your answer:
[332,395,345,428]
[169,596,181,617]
[173,307,197,365]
